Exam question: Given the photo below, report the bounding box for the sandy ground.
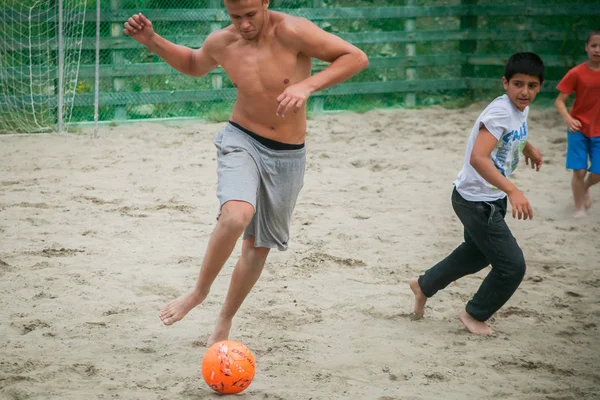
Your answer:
[1,107,599,400]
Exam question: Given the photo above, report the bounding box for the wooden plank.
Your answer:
[460,0,478,81]
[294,4,600,18]
[469,78,560,92]
[338,29,588,45]
[209,0,224,90]
[0,54,587,81]
[2,27,590,51]
[2,4,599,22]
[1,77,567,110]
[404,0,417,107]
[311,0,325,113]
[110,0,127,120]
[5,29,587,51]
[0,88,236,108]
[318,79,469,95]
[0,57,402,80]
[466,54,586,66]
[0,79,470,108]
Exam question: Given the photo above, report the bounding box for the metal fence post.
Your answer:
[312,0,325,114]
[57,0,64,133]
[111,0,127,120]
[404,0,416,108]
[460,0,477,100]
[525,0,533,52]
[210,0,223,90]
[94,0,101,137]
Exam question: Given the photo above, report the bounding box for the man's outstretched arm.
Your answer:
[276,17,369,116]
[124,13,219,77]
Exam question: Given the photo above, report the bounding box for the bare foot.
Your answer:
[459,309,494,334]
[206,318,232,347]
[409,277,427,319]
[574,209,587,219]
[584,190,592,210]
[159,290,207,326]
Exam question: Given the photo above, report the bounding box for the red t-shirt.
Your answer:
[556,62,600,138]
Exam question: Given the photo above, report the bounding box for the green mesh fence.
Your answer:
[0,0,599,133]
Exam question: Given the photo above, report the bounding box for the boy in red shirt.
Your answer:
[555,29,600,218]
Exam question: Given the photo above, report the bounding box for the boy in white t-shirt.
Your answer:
[409,53,545,334]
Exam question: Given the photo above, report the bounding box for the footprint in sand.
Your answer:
[102,308,130,316]
[542,264,567,278]
[494,357,575,377]
[527,275,543,283]
[116,206,148,218]
[19,319,50,335]
[2,387,34,399]
[350,159,365,168]
[33,292,57,300]
[135,347,156,354]
[31,261,52,270]
[29,248,85,258]
[154,203,195,213]
[498,306,545,322]
[424,372,449,382]
[135,283,180,298]
[556,328,579,338]
[73,195,121,205]
[551,296,571,309]
[565,291,583,298]
[312,371,333,382]
[302,252,366,268]
[0,259,11,274]
[12,202,55,209]
[582,278,600,288]
[69,273,90,286]
[24,217,50,226]
[360,307,413,321]
[70,363,99,377]
[449,291,471,302]
[0,180,20,187]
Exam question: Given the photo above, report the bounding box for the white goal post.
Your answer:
[0,0,88,134]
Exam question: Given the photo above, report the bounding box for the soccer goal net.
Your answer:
[0,0,87,133]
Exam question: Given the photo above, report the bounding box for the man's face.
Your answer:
[224,0,268,41]
[502,73,541,111]
[585,34,600,63]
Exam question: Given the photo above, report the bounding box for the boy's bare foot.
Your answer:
[584,190,592,210]
[459,309,494,334]
[409,277,427,319]
[206,318,232,347]
[574,209,587,219]
[159,290,207,326]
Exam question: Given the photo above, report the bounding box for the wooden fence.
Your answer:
[0,3,598,123]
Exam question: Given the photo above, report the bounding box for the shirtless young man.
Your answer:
[123,0,368,346]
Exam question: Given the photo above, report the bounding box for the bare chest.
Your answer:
[219,43,309,95]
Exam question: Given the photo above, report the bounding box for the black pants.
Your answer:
[418,188,526,322]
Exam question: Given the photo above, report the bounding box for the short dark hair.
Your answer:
[587,29,600,43]
[504,52,545,84]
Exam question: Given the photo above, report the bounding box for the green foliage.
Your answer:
[2,0,599,131]
[204,101,234,123]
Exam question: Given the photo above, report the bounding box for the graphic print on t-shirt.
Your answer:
[492,121,527,177]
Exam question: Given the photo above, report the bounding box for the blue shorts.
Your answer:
[566,131,600,174]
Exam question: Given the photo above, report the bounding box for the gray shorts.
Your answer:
[214,122,306,251]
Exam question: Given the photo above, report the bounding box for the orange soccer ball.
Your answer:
[201,340,256,394]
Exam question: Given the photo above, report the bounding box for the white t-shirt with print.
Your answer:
[454,94,528,202]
